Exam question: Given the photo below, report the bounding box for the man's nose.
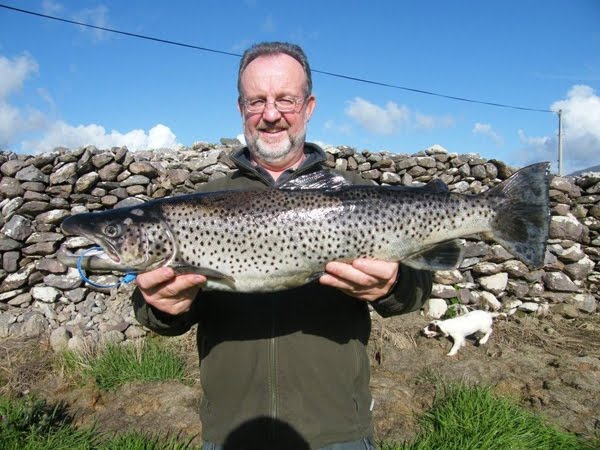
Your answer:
[261,102,283,122]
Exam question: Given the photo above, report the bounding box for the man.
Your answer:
[132,42,432,450]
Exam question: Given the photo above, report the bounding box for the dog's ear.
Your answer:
[427,322,441,333]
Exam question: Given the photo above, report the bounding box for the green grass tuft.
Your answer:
[392,382,595,450]
[59,338,188,391]
[0,394,99,450]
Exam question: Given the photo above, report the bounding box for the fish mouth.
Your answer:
[57,244,126,271]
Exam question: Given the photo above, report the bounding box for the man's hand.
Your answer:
[319,259,399,302]
[136,267,206,315]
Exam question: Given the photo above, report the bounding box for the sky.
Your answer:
[0,0,599,175]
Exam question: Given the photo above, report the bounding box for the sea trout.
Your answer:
[59,162,550,292]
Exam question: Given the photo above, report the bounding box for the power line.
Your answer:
[0,3,554,113]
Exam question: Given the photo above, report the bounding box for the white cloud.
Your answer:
[344,97,454,135]
[0,51,179,153]
[515,84,600,173]
[73,5,110,41]
[0,53,38,99]
[41,0,63,15]
[345,97,410,134]
[21,123,179,153]
[473,122,504,146]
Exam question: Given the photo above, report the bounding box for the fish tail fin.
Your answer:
[486,162,551,268]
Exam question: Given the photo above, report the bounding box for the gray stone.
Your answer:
[553,303,579,319]
[0,177,24,197]
[1,215,33,241]
[15,165,49,183]
[2,251,20,273]
[518,302,540,313]
[91,152,114,169]
[7,293,32,307]
[120,174,150,187]
[50,162,77,184]
[549,215,585,241]
[1,159,27,176]
[431,284,458,299]
[22,241,58,256]
[43,268,82,290]
[543,272,579,292]
[477,272,508,295]
[433,270,463,285]
[568,294,597,313]
[22,313,48,337]
[380,172,402,185]
[1,197,24,218]
[129,161,158,177]
[0,236,22,251]
[50,326,71,352]
[31,286,61,303]
[35,209,70,224]
[98,162,122,181]
[75,172,100,193]
[477,291,502,310]
[0,264,35,293]
[423,298,448,319]
[564,257,595,280]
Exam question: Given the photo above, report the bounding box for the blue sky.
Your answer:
[1,0,599,174]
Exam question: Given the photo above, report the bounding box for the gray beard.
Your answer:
[249,130,306,165]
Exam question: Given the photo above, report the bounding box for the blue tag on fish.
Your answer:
[76,246,137,288]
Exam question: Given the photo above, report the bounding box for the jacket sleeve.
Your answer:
[132,287,201,336]
[370,264,432,318]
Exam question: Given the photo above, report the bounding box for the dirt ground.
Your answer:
[2,310,599,446]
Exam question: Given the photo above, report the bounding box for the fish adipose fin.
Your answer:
[403,239,465,270]
[486,162,550,268]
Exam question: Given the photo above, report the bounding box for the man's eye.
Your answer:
[276,98,295,107]
[248,99,265,107]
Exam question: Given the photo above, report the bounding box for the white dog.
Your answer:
[422,310,505,356]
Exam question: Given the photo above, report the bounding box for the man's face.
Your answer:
[239,54,316,169]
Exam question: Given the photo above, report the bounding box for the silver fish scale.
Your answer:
[155,187,495,292]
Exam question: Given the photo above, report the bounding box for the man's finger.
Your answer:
[352,259,398,281]
[136,267,176,290]
[159,274,206,298]
[325,261,379,287]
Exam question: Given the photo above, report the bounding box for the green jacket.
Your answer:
[132,143,432,449]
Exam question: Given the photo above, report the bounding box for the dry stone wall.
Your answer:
[0,142,598,351]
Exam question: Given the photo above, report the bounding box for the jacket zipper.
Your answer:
[269,301,278,441]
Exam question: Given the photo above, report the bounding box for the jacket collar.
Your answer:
[230,142,328,187]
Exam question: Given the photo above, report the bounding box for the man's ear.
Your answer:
[237,98,243,117]
[304,95,316,122]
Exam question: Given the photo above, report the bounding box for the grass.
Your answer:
[0,395,99,450]
[59,338,188,391]
[389,382,596,450]
[4,338,597,449]
[0,394,201,449]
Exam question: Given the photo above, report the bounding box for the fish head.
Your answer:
[61,206,174,271]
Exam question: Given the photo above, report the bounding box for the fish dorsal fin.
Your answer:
[280,170,352,190]
[402,239,465,271]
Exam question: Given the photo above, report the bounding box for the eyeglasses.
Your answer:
[241,96,307,114]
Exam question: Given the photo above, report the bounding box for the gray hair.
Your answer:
[237,42,312,98]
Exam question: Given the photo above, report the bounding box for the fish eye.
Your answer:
[104,224,120,237]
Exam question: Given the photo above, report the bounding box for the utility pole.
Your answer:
[557,109,563,176]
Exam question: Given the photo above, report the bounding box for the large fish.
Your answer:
[59,162,550,292]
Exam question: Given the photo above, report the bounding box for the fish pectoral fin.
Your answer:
[172,265,235,282]
[402,240,465,271]
[306,271,325,283]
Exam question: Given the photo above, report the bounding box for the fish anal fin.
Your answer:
[402,240,465,271]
